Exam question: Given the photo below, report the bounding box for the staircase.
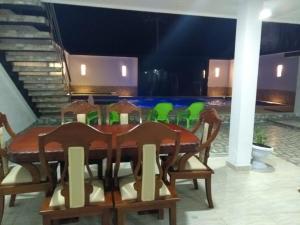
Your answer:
[0,0,71,121]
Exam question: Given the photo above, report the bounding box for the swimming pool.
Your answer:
[72,96,282,108]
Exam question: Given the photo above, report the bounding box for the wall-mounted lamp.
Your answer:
[202,70,206,79]
[81,64,86,76]
[215,67,220,78]
[277,64,283,77]
[259,8,272,20]
[121,65,127,77]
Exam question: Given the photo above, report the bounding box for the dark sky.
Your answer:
[54,4,300,59]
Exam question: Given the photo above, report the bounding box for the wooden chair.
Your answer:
[61,100,101,125]
[0,113,53,224]
[106,100,142,125]
[113,122,181,225]
[39,122,113,225]
[168,108,221,208]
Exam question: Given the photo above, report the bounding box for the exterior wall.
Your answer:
[0,64,36,139]
[207,59,233,96]
[208,54,300,105]
[67,54,138,96]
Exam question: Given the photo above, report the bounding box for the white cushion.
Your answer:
[84,164,98,179]
[120,113,129,125]
[119,175,170,201]
[184,156,207,170]
[1,164,46,185]
[49,180,105,207]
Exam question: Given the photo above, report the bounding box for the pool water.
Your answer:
[72,96,282,108]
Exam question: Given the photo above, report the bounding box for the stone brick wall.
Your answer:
[71,85,137,96]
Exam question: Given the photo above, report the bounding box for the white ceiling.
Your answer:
[42,0,300,24]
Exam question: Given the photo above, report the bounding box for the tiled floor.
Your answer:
[3,122,300,225]
[3,156,300,225]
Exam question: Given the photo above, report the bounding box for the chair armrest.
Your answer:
[19,163,41,183]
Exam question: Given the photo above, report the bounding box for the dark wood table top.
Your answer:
[8,124,200,163]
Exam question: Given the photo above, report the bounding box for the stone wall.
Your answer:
[71,85,137,96]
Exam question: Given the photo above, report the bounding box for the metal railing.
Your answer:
[44,3,72,95]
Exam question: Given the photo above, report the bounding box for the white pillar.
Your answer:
[294,57,300,116]
[227,0,263,169]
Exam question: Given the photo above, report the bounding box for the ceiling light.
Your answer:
[259,8,272,20]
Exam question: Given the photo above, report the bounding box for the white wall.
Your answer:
[257,53,299,91]
[0,64,36,139]
[208,54,300,92]
[208,59,232,87]
[68,55,138,87]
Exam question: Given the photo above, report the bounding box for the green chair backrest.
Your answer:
[187,102,205,120]
[154,102,173,122]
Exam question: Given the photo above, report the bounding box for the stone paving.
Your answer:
[194,122,300,167]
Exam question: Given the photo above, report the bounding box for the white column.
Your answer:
[227,0,263,169]
[293,57,300,116]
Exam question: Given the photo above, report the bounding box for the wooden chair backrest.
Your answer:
[114,122,180,201]
[38,122,112,208]
[106,100,142,124]
[61,100,101,124]
[193,108,221,164]
[177,109,221,170]
[0,113,16,178]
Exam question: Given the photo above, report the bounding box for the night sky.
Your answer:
[54,4,300,96]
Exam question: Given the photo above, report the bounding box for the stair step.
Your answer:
[18,71,63,76]
[19,75,63,83]
[24,83,65,90]
[32,96,70,103]
[0,25,51,39]
[36,102,67,108]
[0,39,55,51]
[0,0,43,7]
[0,9,47,25]
[6,51,59,62]
[36,116,62,125]
[29,90,67,96]
[13,66,62,72]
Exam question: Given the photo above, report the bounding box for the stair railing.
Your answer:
[44,3,72,96]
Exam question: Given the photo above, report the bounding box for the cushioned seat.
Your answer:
[173,155,207,171]
[84,164,98,179]
[49,180,105,207]
[119,175,170,201]
[1,164,46,185]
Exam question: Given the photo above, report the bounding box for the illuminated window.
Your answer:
[277,64,283,77]
[81,64,86,76]
[215,67,220,78]
[121,65,127,77]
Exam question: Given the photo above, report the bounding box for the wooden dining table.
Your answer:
[8,124,200,163]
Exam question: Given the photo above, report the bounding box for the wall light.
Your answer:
[259,8,272,20]
[121,65,127,77]
[277,64,283,77]
[215,67,220,78]
[80,64,86,76]
[202,70,206,79]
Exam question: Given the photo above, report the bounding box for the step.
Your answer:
[13,66,62,72]
[0,39,55,51]
[0,25,50,39]
[32,96,70,103]
[29,90,67,96]
[36,102,67,108]
[24,83,65,90]
[0,9,47,25]
[19,75,63,84]
[39,108,61,114]
[18,71,63,76]
[0,0,43,7]
[6,51,59,62]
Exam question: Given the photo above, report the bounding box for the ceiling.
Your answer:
[43,0,300,24]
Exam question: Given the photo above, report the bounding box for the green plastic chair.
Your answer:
[109,111,120,125]
[148,102,173,123]
[86,111,99,125]
[176,102,205,128]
